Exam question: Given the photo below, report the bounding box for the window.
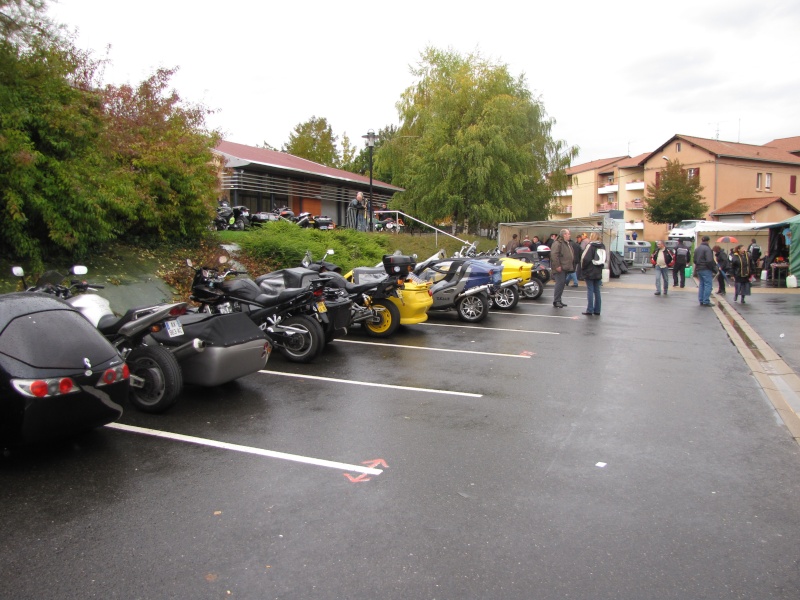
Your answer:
[687,168,699,180]
[791,175,797,194]
[676,142,682,152]
[756,173,762,190]
[765,173,772,191]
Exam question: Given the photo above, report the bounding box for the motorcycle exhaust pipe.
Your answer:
[457,285,490,300]
[170,338,205,360]
[499,278,522,288]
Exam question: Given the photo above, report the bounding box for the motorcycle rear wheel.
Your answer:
[278,315,324,363]
[127,345,182,413]
[493,285,520,310]
[363,299,401,338]
[522,277,544,300]
[456,293,489,323]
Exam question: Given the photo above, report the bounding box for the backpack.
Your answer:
[592,248,607,266]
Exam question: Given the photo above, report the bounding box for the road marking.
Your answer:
[105,423,383,475]
[259,370,484,397]
[418,322,559,335]
[488,311,576,320]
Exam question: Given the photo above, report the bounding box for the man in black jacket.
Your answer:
[694,236,716,306]
[672,241,692,288]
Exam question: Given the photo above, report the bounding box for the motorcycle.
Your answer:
[213,201,250,231]
[453,242,539,307]
[507,247,552,288]
[13,266,189,413]
[412,251,499,322]
[301,250,424,338]
[188,258,328,363]
[13,266,271,412]
[295,212,336,230]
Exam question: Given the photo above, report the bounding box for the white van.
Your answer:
[668,220,706,240]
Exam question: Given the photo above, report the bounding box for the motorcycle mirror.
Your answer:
[186,259,194,267]
[71,266,88,276]
[12,266,24,277]
[326,249,335,256]
[218,256,229,265]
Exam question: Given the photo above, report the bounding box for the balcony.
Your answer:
[625,199,645,210]
[598,184,619,194]
[597,202,617,212]
[554,188,572,197]
[625,180,645,191]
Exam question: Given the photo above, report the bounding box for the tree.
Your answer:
[378,47,577,231]
[644,159,708,225]
[282,116,339,167]
[342,124,396,179]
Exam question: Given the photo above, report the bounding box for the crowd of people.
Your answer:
[651,236,759,306]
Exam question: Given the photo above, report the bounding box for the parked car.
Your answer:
[0,293,129,445]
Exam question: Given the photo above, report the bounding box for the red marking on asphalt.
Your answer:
[519,351,534,357]
[344,459,388,482]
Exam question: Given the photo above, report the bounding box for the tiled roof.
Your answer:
[709,196,797,216]
[654,135,800,166]
[617,153,651,169]
[214,140,404,192]
[764,136,800,154]
[566,156,628,175]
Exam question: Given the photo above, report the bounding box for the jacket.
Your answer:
[673,244,691,265]
[580,242,606,280]
[715,250,730,274]
[731,251,754,280]
[694,243,715,272]
[550,236,574,273]
[650,247,674,267]
[569,240,582,267]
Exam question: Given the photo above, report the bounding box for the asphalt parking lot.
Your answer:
[3,274,800,600]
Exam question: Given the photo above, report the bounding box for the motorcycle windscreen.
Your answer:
[0,308,119,371]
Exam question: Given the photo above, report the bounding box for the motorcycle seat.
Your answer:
[255,287,310,307]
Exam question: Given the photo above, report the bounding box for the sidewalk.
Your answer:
[606,269,800,441]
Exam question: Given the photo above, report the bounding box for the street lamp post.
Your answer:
[362,129,378,232]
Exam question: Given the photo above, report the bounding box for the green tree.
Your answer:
[282,116,340,167]
[644,159,708,224]
[342,124,396,180]
[379,47,577,231]
[99,67,220,241]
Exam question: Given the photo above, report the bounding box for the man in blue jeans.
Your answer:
[651,240,673,295]
[694,235,716,306]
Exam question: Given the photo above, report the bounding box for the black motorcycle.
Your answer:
[213,201,250,231]
[188,259,328,363]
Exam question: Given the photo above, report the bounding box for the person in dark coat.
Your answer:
[580,232,606,316]
[672,241,692,288]
[566,234,582,287]
[731,244,755,303]
[550,229,574,308]
[712,245,730,295]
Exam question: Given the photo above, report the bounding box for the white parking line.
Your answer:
[488,311,576,320]
[105,423,383,475]
[418,322,560,335]
[333,337,538,354]
[259,370,484,397]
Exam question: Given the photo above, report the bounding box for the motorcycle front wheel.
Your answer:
[456,293,489,323]
[492,285,520,310]
[522,277,544,300]
[278,315,324,363]
[127,345,182,413]
[363,299,401,338]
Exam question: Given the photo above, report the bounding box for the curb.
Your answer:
[714,297,800,443]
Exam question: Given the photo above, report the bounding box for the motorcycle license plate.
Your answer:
[316,301,327,313]
[165,320,184,337]
[319,225,328,230]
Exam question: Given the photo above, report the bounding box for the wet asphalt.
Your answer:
[2,270,800,600]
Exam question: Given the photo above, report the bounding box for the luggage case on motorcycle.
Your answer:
[351,267,389,284]
[151,312,270,387]
[382,254,416,276]
[257,268,352,330]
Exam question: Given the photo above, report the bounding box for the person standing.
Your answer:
[731,244,754,303]
[694,235,716,306]
[550,229,574,308]
[651,240,674,296]
[672,241,692,288]
[748,238,762,270]
[580,232,605,315]
[713,245,730,295]
[521,235,533,250]
[566,234,582,287]
[506,234,520,255]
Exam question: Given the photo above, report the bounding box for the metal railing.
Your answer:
[373,210,469,247]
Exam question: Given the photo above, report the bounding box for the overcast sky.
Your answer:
[49,0,800,165]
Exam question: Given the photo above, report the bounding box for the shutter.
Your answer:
[655,171,661,188]
[791,175,797,194]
